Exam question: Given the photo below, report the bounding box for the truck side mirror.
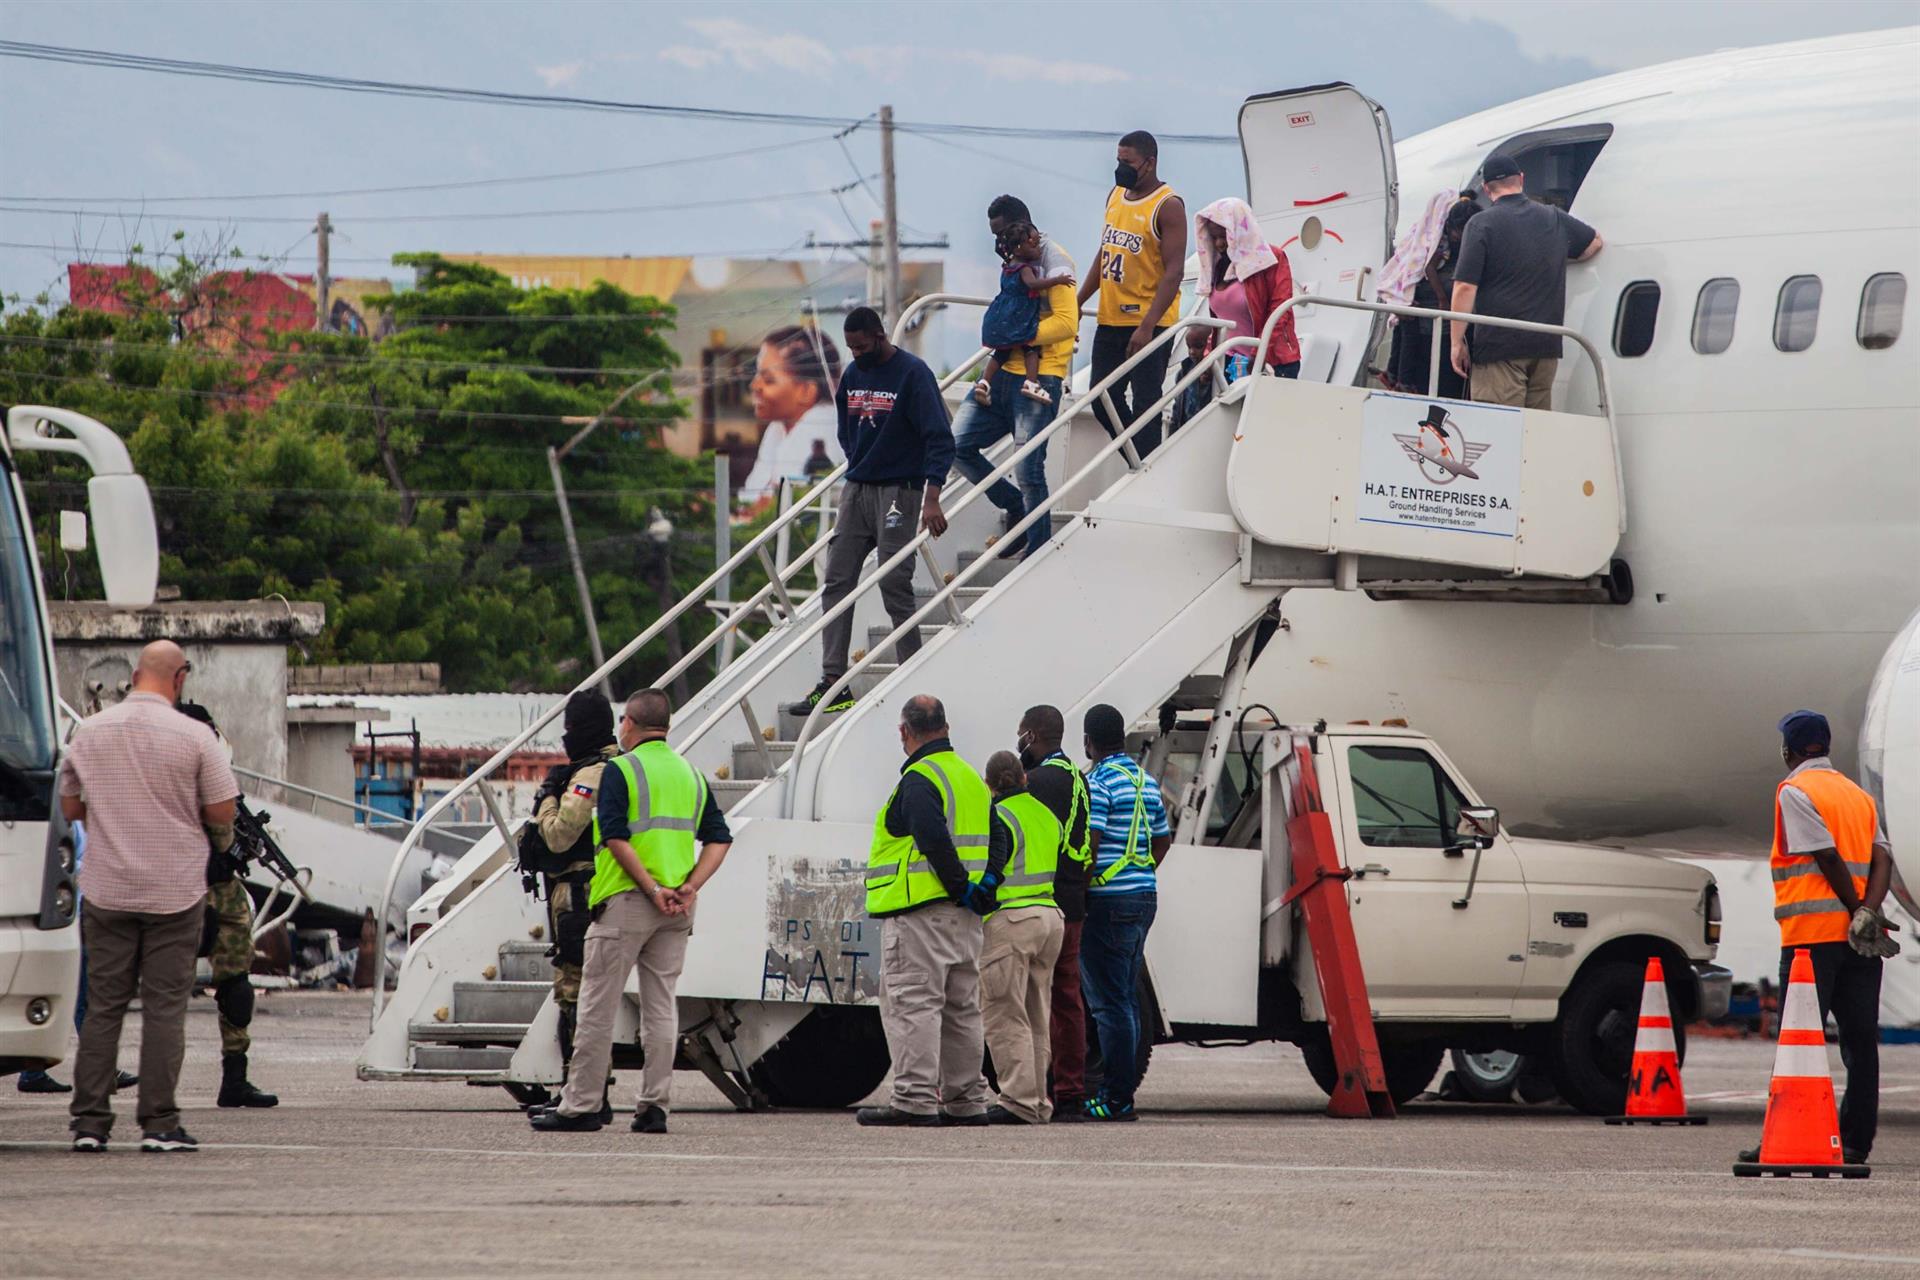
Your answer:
[1449,805,1498,854]
[1449,806,1498,909]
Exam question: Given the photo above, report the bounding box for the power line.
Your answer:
[5,137,840,206]
[0,239,839,266]
[0,41,1239,144]
[0,182,868,226]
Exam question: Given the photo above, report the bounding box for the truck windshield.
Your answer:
[0,477,56,775]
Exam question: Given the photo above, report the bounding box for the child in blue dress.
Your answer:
[973,220,1074,407]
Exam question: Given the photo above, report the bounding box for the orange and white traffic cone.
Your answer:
[1733,947,1869,1178]
[1606,956,1705,1125]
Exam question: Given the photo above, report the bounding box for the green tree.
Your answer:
[1,248,714,693]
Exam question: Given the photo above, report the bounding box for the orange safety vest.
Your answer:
[1770,767,1879,947]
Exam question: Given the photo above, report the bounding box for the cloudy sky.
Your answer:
[2,0,1910,314]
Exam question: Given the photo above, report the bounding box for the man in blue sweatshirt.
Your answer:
[787,307,954,715]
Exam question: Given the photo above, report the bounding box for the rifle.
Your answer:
[232,797,306,893]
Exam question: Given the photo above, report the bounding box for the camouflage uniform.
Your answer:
[205,877,256,1055]
[535,746,617,1064]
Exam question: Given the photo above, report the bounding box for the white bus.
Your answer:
[0,405,156,1076]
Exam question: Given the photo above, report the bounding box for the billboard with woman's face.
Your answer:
[738,325,844,505]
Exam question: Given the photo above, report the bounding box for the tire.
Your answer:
[1300,1032,1444,1107]
[747,1006,891,1110]
[1444,1050,1559,1105]
[1547,958,1688,1117]
[500,1082,551,1110]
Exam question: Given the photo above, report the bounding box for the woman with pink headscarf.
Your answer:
[1194,196,1300,378]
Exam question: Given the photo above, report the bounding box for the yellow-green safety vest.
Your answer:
[989,790,1062,914]
[1041,755,1093,867]
[866,749,991,915]
[1090,756,1157,888]
[588,739,707,908]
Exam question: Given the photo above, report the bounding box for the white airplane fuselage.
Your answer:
[1244,30,1920,856]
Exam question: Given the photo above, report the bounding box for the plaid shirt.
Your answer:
[58,692,238,914]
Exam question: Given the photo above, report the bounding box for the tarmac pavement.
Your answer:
[4,991,1920,1278]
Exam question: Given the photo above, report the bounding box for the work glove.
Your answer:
[1848,906,1902,959]
[962,872,1002,917]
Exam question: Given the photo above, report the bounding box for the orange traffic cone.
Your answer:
[1606,956,1705,1125]
[1733,947,1869,1178]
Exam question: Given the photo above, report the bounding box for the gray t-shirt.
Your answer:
[1779,758,1892,856]
[1454,194,1596,362]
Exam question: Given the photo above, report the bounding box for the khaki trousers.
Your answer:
[558,890,691,1117]
[1470,356,1557,409]
[879,902,987,1116]
[980,904,1065,1123]
[70,900,202,1137]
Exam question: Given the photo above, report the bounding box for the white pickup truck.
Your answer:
[1135,721,1730,1114]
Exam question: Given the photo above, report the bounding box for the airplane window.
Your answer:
[1691,278,1739,354]
[1857,273,1906,350]
[1612,281,1660,358]
[1774,275,1822,352]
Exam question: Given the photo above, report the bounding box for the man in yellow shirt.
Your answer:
[951,195,1079,562]
[1077,130,1186,458]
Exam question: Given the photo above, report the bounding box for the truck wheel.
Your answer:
[747,1006,891,1110]
[1300,1033,1444,1107]
[1547,959,1687,1116]
[1444,1050,1559,1105]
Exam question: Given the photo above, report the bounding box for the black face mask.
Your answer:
[1114,161,1141,189]
[1017,735,1043,771]
[853,348,885,370]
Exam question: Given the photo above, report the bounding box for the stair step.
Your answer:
[497,940,553,983]
[452,979,549,1026]
[712,777,765,804]
[409,1020,530,1046]
[913,584,990,603]
[412,1045,514,1073]
[864,622,945,658]
[730,738,795,780]
[954,548,1019,585]
[776,705,846,741]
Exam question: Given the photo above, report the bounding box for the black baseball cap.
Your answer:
[1482,153,1522,183]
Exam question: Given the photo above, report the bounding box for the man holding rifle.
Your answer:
[178,701,280,1109]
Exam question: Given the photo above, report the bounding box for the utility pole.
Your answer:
[314,212,331,332]
[879,104,901,326]
[866,219,884,310]
[549,378,652,701]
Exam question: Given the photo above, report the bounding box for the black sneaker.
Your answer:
[785,678,855,717]
[17,1073,71,1094]
[1737,1144,1760,1163]
[855,1106,940,1127]
[985,1104,1031,1125]
[114,1071,139,1091]
[529,1107,605,1132]
[1845,1147,1870,1165]
[531,1096,614,1125]
[940,1111,989,1127]
[140,1129,199,1153]
[1051,1099,1090,1123]
[631,1105,668,1134]
[1083,1096,1137,1122]
[70,1133,107,1153]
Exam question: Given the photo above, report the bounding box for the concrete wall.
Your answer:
[50,600,324,783]
[286,719,361,825]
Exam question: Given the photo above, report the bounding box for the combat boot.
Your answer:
[217,1052,279,1108]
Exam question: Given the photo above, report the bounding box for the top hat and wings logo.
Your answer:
[1394,403,1489,485]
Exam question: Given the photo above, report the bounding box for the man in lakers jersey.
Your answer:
[1076,130,1187,458]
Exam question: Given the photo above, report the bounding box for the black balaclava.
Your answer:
[562,689,616,761]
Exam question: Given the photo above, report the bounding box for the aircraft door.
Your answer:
[1238,84,1397,387]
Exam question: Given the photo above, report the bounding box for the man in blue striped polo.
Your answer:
[1078,704,1171,1121]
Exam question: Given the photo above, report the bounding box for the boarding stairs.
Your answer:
[359,292,1628,1100]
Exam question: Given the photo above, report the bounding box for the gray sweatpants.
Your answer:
[820,481,925,679]
[879,902,987,1117]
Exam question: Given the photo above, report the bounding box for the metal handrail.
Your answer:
[231,763,410,829]
[789,326,1253,819]
[367,326,1006,1025]
[1246,293,1625,533]
[675,309,1229,787]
